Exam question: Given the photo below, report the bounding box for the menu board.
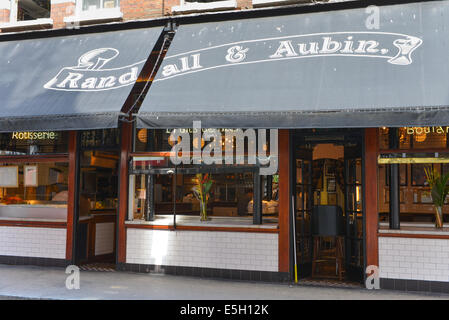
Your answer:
[0,166,18,188]
[24,166,38,187]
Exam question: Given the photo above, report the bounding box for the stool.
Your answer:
[311,235,344,281]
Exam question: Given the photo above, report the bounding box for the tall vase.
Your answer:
[435,206,444,229]
[200,200,208,221]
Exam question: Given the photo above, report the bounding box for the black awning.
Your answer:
[136,0,449,128]
[0,26,164,132]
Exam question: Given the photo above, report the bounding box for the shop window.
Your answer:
[129,129,278,225]
[79,129,120,150]
[379,127,448,150]
[9,0,50,23]
[0,131,68,155]
[0,162,69,219]
[378,153,449,224]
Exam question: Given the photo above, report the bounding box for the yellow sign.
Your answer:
[12,131,57,140]
[378,156,449,164]
[406,127,449,135]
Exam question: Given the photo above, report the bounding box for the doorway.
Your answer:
[292,129,365,285]
[73,129,120,270]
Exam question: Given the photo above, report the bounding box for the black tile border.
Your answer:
[380,278,449,294]
[116,263,290,283]
[0,255,68,268]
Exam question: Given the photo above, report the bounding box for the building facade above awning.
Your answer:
[0,26,164,132]
[136,1,449,128]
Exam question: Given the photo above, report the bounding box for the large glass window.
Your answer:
[0,131,69,221]
[130,128,279,225]
[378,127,449,225]
[379,126,449,150]
[0,161,69,220]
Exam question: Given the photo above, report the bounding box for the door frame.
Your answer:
[71,130,121,266]
[289,128,367,283]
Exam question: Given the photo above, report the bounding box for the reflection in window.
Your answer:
[0,162,69,220]
[411,164,432,186]
[14,0,50,21]
[0,162,68,205]
[130,170,279,220]
[379,126,448,150]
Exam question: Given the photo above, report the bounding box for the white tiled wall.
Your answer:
[126,229,278,272]
[0,226,66,259]
[379,236,449,282]
[95,222,115,256]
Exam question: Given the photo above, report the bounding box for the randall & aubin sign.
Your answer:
[156,32,423,81]
[44,48,143,92]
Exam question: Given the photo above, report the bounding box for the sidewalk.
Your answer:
[0,264,448,300]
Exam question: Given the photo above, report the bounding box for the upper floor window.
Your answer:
[10,0,50,23]
[64,0,122,26]
[79,0,119,12]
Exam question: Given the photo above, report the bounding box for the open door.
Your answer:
[294,146,314,279]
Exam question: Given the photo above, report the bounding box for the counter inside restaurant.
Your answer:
[0,203,67,222]
[378,221,449,236]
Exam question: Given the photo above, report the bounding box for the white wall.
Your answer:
[379,236,449,282]
[126,229,278,272]
[0,226,66,259]
[95,222,115,256]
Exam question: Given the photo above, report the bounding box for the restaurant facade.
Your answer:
[1,0,449,294]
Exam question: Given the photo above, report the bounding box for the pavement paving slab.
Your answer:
[0,265,448,300]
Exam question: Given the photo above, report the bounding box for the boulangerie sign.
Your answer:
[158,32,423,81]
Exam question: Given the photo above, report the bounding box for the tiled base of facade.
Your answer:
[381,278,449,294]
[0,255,68,268]
[116,262,290,283]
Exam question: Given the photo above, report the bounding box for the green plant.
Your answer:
[424,166,449,228]
[192,173,214,221]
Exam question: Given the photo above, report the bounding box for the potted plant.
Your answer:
[192,173,214,221]
[424,166,449,228]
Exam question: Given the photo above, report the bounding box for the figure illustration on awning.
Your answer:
[44,47,144,92]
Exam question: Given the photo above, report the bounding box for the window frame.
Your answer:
[76,0,120,14]
[9,0,51,23]
[129,163,263,225]
[171,0,237,14]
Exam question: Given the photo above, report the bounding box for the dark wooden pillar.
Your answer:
[364,128,379,268]
[117,122,132,264]
[278,129,290,273]
[66,131,77,263]
[388,128,400,230]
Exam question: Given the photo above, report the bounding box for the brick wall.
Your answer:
[126,229,278,272]
[379,236,449,282]
[51,1,76,29]
[236,0,252,10]
[121,0,164,20]
[0,226,66,259]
